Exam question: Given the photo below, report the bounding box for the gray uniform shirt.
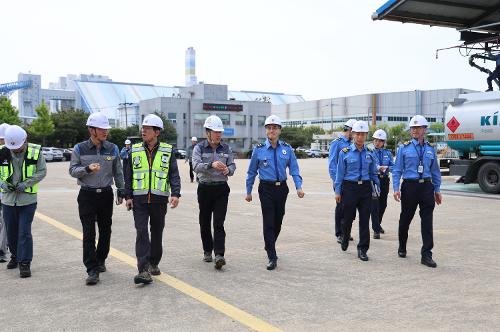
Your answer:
[0,145,47,206]
[69,139,125,189]
[192,140,236,183]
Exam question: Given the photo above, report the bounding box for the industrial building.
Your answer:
[272,88,476,130]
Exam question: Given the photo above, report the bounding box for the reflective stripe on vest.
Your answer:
[0,143,41,194]
[131,142,172,196]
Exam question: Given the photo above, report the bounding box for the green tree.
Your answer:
[28,100,55,146]
[429,122,444,133]
[48,109,89,147]
[280,125,325,148]
[0,96,22,125]
[387,123,410,153]
[108,125,139,148]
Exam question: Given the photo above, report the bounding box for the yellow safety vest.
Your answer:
[0,143,41,194]
[131,142,172,196]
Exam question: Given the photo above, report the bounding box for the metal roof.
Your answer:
[73,81,305,119]
[373,0,500,34]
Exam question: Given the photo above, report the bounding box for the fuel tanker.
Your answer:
[445,92,500,193]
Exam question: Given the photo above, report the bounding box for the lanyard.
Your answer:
[412,142,425,164]
[273,146,280,181]
[358,149,363,181]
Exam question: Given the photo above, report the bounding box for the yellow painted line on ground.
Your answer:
[34,212,282,332]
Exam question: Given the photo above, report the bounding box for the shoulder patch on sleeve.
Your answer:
[281,141,290,147]
[342,147,350,153]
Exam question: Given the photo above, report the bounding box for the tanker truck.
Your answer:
[445,92,500,194]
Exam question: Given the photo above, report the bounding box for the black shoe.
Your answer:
[96,261,106,273]
[398,250,407,258]
[7,257,18,269]
[358,250,369,261]
[134,271,153,284]
[214,255,226,270]
[266,259,277,270]
[19,263,31,278]
[149,264,161,276]
[349,236,354,241]
[341,235,349,251]
[86,271,100,286]
[421,256,437,268]
[0,251,6,263]
[373,232,380,239]
[336,236,342,244]
[486,87,493,92]
[203,252,212,262]
[379,227,385,234]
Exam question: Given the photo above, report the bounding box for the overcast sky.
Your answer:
[1,0,490,101]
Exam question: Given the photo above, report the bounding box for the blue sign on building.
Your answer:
[224,128,235,136]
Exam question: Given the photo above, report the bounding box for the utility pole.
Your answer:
[119,97,133,128]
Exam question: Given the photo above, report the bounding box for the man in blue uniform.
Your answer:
[246,115,304,270]
[328,118,357,243]
[392,115,442,268]
[335,121,379,262]
[370,129,394,239]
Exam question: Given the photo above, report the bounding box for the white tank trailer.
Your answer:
[445,92,500,193]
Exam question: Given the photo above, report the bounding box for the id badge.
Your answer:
[417,164,424,174]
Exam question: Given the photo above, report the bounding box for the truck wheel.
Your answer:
[478,162,500,194]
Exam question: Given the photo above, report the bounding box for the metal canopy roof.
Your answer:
[373,0,500,34]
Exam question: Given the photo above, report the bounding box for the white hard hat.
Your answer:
[351,121,369,133]
[191,136,198,141]
[0,123,10,139]
[373,129,387,140]
[86,113,111,129]
[124,139,131,145]
[142,114,164,129]
[344,119,357,128]
[203,115,224,132]
[4,125,27,150]
[409,115,429,127]
[264,115,282,127]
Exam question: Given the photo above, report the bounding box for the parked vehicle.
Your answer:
[60,148,73,161]
[174,149,186,159]
[41,148,54,162]
[445,92,500,193]
[307,149,321,158]
[43,147,63,161]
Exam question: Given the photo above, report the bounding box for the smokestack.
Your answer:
[185,47,197,87]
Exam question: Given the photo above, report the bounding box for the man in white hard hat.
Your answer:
[370,129,394,239]
[335,121,379,262]
[186,136,198,183]
[120,139,132,160]
[0,123,10,263]
[192,115,236,269]
[123,114,181,285]
[69,112,125,285]
[0,125,46,278]
[392,115,442,268]
[246,115,304,270]
[328,118,357,244]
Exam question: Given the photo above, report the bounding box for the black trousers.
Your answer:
[77,189,113,273]
[399,181,435,258]
[197,183,230,256]
[334,201,343,237]
[133,199,168,272]
[341,181,371,252]
[258,182,289,260]
[370,177,390,232]
[189,161,194,182]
